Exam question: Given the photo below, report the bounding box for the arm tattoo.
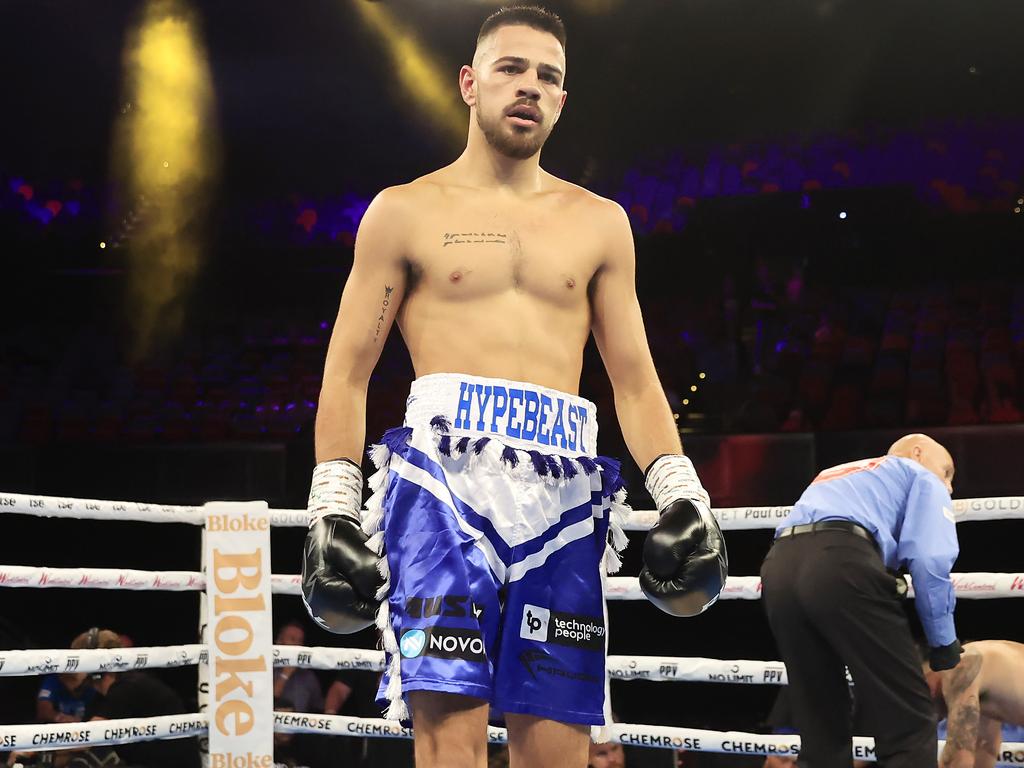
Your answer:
[947,652,983,694]
[947,698,981,750]
[374,285,394,341]
[941,653,984,765]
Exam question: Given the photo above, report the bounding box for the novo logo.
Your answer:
[399,627,485,662]
[400,630,426,659]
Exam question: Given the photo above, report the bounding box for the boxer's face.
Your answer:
[463,24,567,159]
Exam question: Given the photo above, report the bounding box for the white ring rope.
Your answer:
[2,713,1022,764]
[0,644,789,685]
[2,566,1023,600]
[0,645,206,677]
[0,713,207,753]
[2,490,1022,529]
[4,489,1023,762]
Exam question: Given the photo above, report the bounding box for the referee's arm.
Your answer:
[898,473,959,648]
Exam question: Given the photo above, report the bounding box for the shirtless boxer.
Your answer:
[298,6,727,768]
[924,640,1024,768]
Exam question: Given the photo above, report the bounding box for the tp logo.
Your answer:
[520,604,550,641]
[400,630,427,658]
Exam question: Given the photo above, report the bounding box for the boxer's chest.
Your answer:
[408,203,601,306]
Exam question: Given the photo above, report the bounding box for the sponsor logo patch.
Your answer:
[399,627,485,662]
[399,630,426,659]
[518,649,600,684]
[520,605,549,641]
[405,594,485,621]
[520,604,604,650]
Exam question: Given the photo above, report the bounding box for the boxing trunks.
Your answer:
[360,373,629,731]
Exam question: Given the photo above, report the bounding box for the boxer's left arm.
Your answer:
[589,200,680,470]
[591,201,726,616]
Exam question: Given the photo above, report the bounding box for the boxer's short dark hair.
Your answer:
[478,5,567,52]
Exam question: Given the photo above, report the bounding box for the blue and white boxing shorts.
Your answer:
[359,373,630,730]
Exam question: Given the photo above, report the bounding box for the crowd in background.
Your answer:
[3,119,1022,448]
[2,269,1021,447]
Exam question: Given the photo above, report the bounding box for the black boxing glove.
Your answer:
[929,639,963,671]
[639,454,728,617]
[300,459,383,634]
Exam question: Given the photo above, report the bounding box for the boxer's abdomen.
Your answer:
[398,289,591,395]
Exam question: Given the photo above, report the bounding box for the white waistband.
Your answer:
[404,373,599,457]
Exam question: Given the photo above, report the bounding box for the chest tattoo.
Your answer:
[442,232,508,247]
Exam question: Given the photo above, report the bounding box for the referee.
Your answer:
[761,434,962,767]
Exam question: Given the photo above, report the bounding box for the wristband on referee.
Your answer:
[929,639,963,671]
[307,458,363,527]
[644,453,711,511]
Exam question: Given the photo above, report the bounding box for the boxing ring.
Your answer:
[3,490,1024,764]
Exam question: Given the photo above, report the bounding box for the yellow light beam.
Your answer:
[113,0,219,359]
[352,2,466,145]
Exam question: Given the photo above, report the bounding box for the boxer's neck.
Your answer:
[455,128,546,194]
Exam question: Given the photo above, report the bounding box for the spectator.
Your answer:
[36,629,104,724]
[274,622,323,714]
[589,741,626,768]
[273,698,319,768]
[324,670,413,767]
[487,744,510,768]
[86,629,200,768]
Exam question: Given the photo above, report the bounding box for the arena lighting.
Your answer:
[111,0,219,359]
[839,211,848,219]
[352,1,465,145]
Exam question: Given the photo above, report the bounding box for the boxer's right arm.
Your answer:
[302,188,411,634]
[315,187,411,463]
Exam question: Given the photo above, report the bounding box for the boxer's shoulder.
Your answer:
[540,174,627,222]
[365,182,429,217]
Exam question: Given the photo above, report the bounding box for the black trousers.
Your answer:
[760,529,936,768]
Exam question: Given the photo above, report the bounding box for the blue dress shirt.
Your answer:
[778,456,959,647]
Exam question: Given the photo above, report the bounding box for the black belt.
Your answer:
[777,519,878,551]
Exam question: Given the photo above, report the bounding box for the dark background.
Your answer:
[2,0,1024,759]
